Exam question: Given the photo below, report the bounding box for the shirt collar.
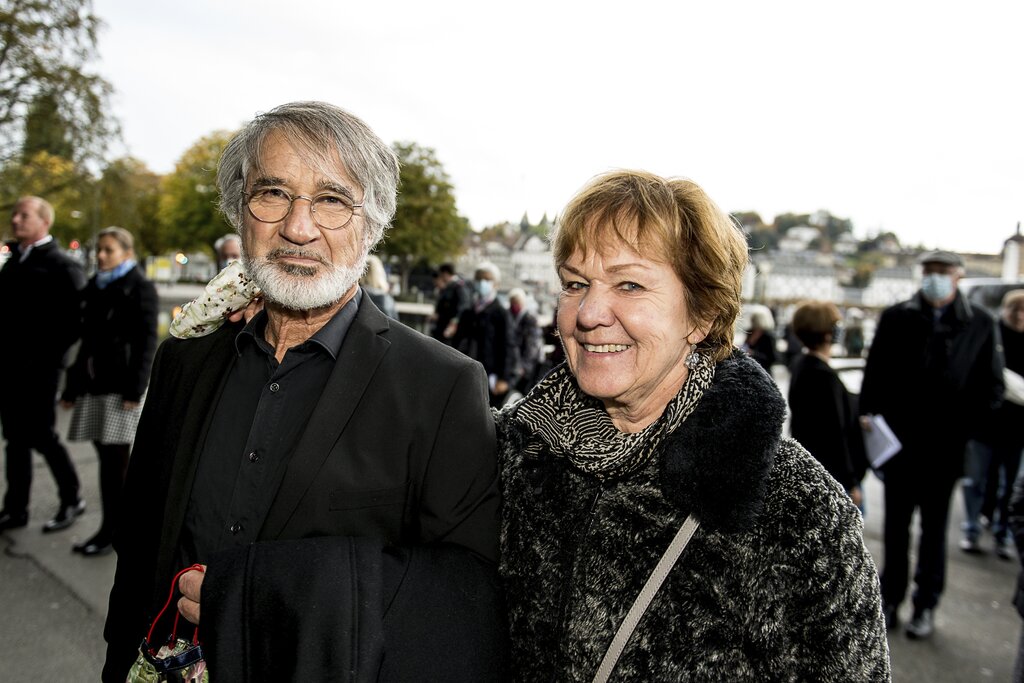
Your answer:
[18,234,53,262]
[235,288,362,360]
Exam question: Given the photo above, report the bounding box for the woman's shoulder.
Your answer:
[759,438,859,532]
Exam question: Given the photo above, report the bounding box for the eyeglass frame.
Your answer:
[244,188,364,231]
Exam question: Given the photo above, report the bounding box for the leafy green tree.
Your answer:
[22,90,74,160]
[97,157,163,256]
[159,131,234,253]
[384,142,470,293]
[0,0,116,165]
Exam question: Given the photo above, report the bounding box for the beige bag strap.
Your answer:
[591,514,700,683]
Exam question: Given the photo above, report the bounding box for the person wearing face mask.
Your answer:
[860,250,1004,640]
[508,288,543,394]
[452,262,518,407]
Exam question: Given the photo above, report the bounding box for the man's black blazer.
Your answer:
[102,293,500,681]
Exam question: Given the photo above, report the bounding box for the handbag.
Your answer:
[126,563,210,683]
[591,514,700,683]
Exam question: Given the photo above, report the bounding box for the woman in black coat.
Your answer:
[60,227,158,556]
[788,300,866,506]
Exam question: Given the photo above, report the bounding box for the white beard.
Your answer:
[244,248,365,311]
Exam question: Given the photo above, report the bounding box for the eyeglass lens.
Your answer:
[248,190,355,229]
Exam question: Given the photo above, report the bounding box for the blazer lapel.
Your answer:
[154,328,240,577]
[259,300,391,539]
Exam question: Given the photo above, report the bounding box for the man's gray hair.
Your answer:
[217,101,400,252]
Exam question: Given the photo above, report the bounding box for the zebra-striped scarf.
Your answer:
[516,353,715,481]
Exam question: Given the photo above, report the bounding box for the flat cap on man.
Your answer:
[918,250,964,267]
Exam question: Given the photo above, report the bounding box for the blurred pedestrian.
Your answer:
[214,233,242,270]
[508,288,542,394]
[960,289,1024,557]
[0,196,86,533]
[860,249,1004,639]
[788,301,866,506]
[360,254,398,319]
[1006,458,1024,682]
[844,308,866,357]
[741,305,777,374]
[59,227,157,556]
[430,262,469,343]
[452,262,517,407]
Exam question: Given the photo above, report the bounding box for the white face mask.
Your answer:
[921,273,954,303]
[475,278,494,299]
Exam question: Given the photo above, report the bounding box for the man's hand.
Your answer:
[59,399,74,410]
[849,485,863,508]
[177,565,206,625]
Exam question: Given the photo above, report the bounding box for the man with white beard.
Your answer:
[101,102,502,682]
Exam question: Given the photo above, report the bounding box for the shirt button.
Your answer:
[269,382,280,392]
[229,522,243,534]
[248,451,259,463]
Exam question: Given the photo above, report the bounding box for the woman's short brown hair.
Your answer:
[791,300,841,350]
[552,170,748,362]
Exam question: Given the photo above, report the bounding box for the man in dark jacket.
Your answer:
[430,262,470,343]
[1006,445,1024,682]
[452,262,518,407]
[102,103,503,681]
[860,249,1004,640]
[0,196,86,533]
[961,289,1024,558]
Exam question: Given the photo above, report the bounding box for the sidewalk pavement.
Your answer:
[1,394,1021,681]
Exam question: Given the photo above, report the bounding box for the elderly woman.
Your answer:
[497,171,890,681]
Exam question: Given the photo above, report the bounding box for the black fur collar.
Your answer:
[659,351,785,533]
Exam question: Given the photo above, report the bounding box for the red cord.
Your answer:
[145,563,205,653]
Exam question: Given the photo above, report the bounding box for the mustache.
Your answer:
[263,248,331,268]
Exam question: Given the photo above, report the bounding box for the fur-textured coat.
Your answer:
[497,353,890,682]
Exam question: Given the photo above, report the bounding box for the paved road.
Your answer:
[1,381,1020,681]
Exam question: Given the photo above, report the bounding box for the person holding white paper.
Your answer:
[860,250,1004,640]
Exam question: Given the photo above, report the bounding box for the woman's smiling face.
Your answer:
[557,237,705,431]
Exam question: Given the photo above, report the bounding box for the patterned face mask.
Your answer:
[169,261,261,339]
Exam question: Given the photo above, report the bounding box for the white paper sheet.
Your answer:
[863,415,902,469]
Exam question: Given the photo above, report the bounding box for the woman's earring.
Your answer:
[685,343,701,369]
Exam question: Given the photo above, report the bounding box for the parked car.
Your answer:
[959,278,1024,314]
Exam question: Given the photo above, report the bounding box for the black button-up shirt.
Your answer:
[179,291,361,565]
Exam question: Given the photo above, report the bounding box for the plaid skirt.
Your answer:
[67,393,144,445]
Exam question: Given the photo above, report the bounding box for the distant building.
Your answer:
[778,226,822,252]
[862,266,918,308]
[1003,222,1024,280]
[457,213,560,310]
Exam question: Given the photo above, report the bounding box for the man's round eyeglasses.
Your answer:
[245,188,363,230]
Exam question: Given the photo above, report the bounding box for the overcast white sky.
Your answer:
[91,0,1022,254]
